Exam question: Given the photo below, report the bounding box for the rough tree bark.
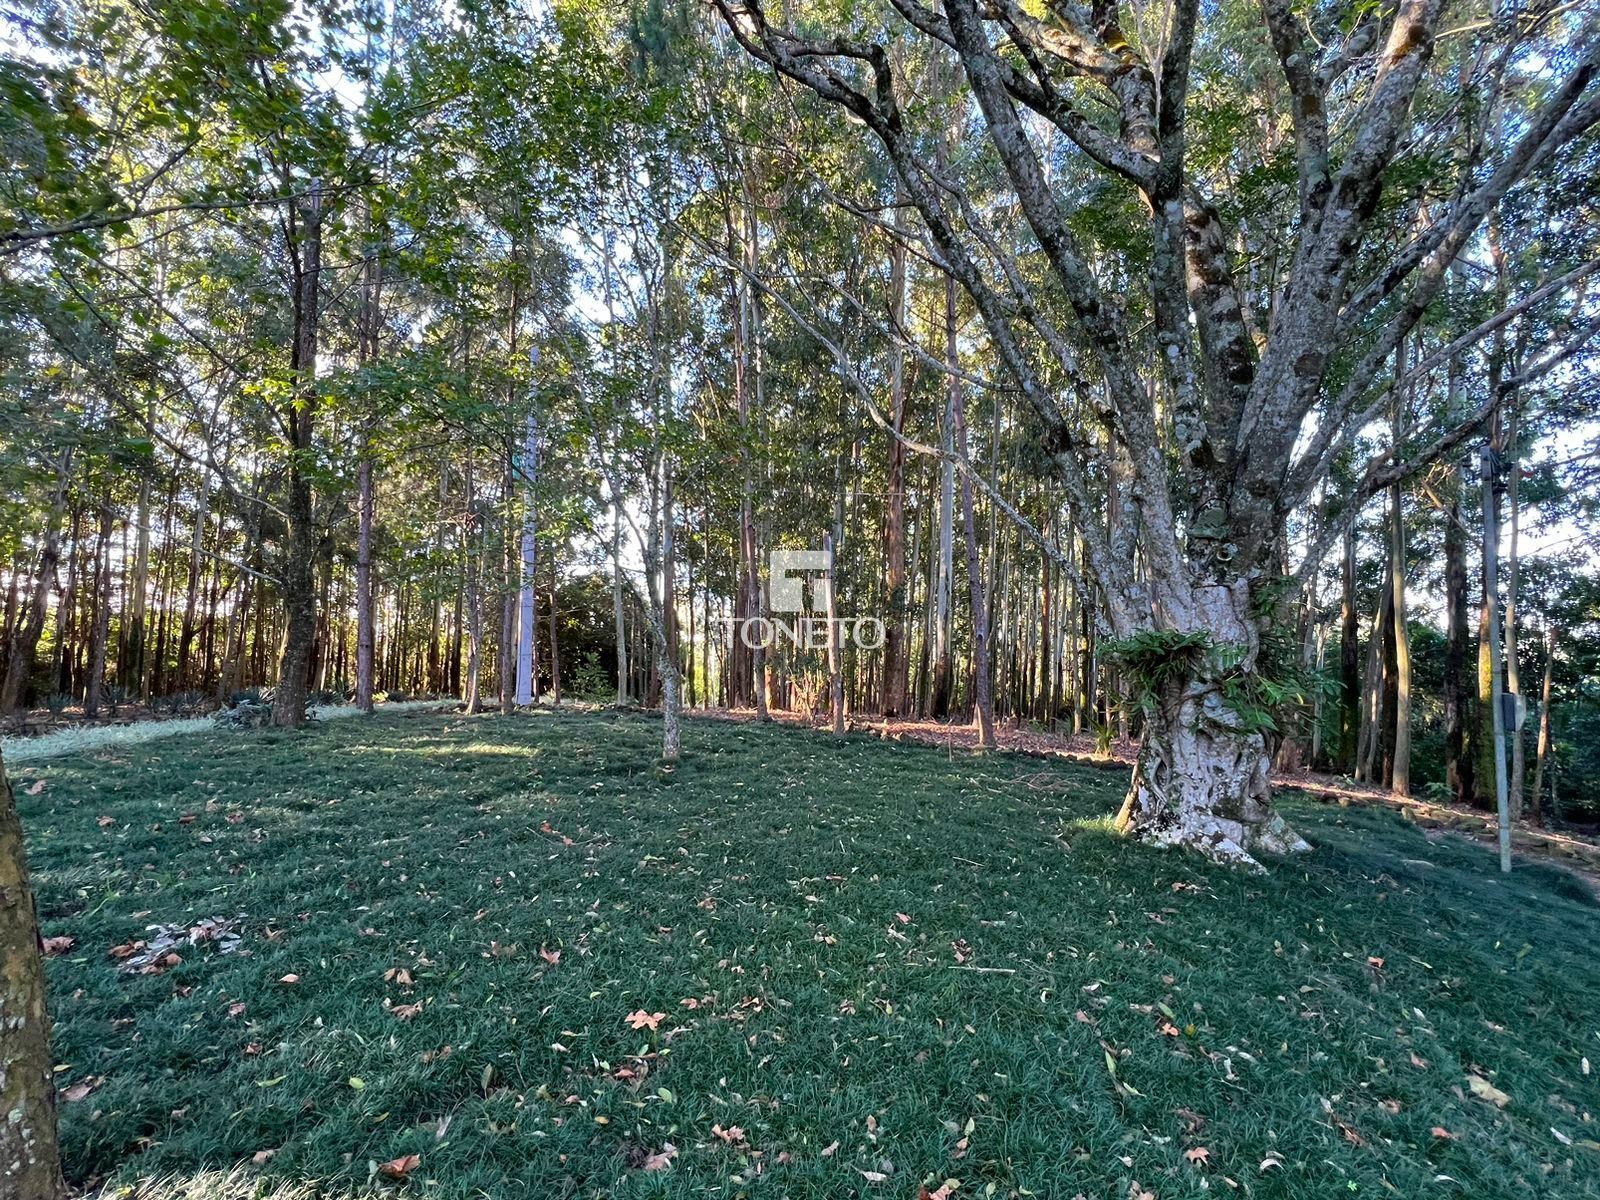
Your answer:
[272,179,323,728]
[0,748,65,1200]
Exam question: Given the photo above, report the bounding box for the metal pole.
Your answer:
[1481,444,1511,874]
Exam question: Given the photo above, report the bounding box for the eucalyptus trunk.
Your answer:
[272,181,323,728]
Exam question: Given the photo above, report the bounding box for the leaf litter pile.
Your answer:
[20,708,1600,1198]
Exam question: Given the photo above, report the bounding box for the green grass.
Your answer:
[18,709,1600,1198]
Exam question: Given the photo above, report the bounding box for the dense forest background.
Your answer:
[3,0,1598,818]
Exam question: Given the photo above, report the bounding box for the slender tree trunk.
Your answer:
[83,503,114,719]
[1531,627,1554,827]
[825,532,845,736]
[0,748,65,1200]
[1443,464,1474,803]
[515,407,539,706]
[1336,525,1360,772]
[1504,409,1524,813]
[464,457,483,714]
[1388,485,1411,797]
[547,554,561,707]
[1,452,71,713]
[123,438,152,697]
[881,209,909,717]
[354,206,382,714]
[54,510,81,699]
[272,180,323,728]
[176,470,210,691]
[946,279,996,748]
[930,372,955,718]
[613,490,629,706]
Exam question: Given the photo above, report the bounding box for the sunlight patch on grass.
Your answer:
[3,699,457,764]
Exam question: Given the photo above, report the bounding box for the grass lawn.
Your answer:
[18,709,1600,1198]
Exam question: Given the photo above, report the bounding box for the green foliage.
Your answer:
[19,710,1600,1198]
[1106,629,1214,697]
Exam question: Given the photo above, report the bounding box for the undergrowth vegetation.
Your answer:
[17,710,1600,1198]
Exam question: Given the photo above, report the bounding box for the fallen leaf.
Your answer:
[712,1123,746,1145]
[251,1149,277,1166]
[820,1140,840,1157]
[1466,1074,1510,1108]
[228,1002,247,1018]
[61,1076,102,1102]
[857,1169,888,1183]
[392,1002,423,1020]
[1431,1127,1456,1140]
[377,1153,421,1180]
[25,780,45,795]
[642,1142,677,1171]
[539,945,561,965]
[625,1009,665,1031]
[1259,1155,1284,1171]
[97,815,116,827]
[279,973,301,985]
[41,935,75,957]
[922,1181,959,1200]
[1185,1146,1210,1166]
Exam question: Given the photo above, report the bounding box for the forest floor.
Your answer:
[19,708,1600,1199]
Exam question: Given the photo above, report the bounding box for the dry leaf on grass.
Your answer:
[377,1153,421,1179]
[642,1142,677,1170]
[1467,1074,1511,1108]
[625,1009,665,1031]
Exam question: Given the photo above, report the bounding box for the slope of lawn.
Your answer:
[18,708,1600,1199]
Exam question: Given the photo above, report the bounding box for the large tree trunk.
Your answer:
[272,181,323,728]
[0,748,65,1200]
[1115,590,1309,870]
